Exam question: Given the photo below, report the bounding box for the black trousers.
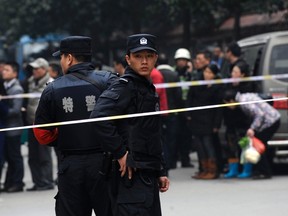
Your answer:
[111,169,162,216]
[28,129,53,187]
[0,131,5,182]
[175,115,192,166]
[3,135,24,188]
[163,114,179,168]
[254,119,280,176]
[55,153,112,216]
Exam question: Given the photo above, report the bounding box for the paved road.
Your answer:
[1,147,288,216]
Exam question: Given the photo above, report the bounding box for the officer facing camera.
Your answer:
[33,36,117,216]
[91,33,169,216]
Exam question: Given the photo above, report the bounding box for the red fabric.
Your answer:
[252,137,266,154]
[150,68,168,112]
[33,127,58,145]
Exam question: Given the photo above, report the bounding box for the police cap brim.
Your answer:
[130,47,157,54]
[52,50,61,57]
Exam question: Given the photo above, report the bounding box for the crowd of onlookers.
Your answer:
[0,58,62,193]
[112,42,280,181]
[0,41,280,193]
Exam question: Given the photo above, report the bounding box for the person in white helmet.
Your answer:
[174,48,193,100]
[173,48,194,168]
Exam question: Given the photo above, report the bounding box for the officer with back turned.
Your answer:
[90,33,170,216]
[33,36,117,216]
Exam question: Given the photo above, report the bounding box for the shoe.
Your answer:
[7,185,23,193]
[224,163,239,178]
[168,163,177,170]
[252,174,271,180]
[192,171,207,179]
[26,185,38,191]
[0,187,7,192]
[27,184,54,191]
[201,159,218,180]
[238,163,252,179]
[181,163,194,168]
[37,184,54,191]
[192,160,208,179]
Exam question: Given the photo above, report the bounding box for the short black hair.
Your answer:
[223,89,237,102]
[227,42,241,57]
[49,63,63,77]
[114,56,128,68]
[157,53,169,65]
[92,60,102,70]
[206,63,219,75]
[73,54,91,63]
[63,53,91,63]
[235,61,250,77]
[5,61,19,74]
[196,50,212,61]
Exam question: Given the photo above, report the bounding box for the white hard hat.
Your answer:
[174,48,191,60]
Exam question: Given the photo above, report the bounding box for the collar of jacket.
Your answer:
[157,64,175,72]
[66,62,95,75]
[124,66,154,87]
[28,72,51,87]
[4,78,17,90]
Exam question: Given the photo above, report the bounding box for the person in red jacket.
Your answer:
[150,68,168,111]
[150,67,169,174]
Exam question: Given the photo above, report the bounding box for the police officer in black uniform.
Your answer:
[90,34,170,216]
[33,36,117,216]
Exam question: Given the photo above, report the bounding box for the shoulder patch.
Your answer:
[119,78,129,84]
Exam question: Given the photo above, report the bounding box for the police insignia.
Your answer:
[140,37,147,45]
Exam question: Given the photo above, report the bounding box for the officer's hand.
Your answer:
[158,176,169,193]
[247,128,255,138]
[127,167,133,179]
[118,151,128,177]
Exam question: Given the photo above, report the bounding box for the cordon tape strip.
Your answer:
[0,97,287,132]
[154,73,288,89]
[0,73,288,100]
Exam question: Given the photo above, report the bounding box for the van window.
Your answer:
[241,44,264,76]
[269,44,288,82]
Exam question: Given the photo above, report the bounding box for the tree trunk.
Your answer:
[182,7,191,48]
[233,5,242,40]
[130,0,142,33]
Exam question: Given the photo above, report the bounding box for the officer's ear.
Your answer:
[155,54,159,63]
[125,54,131,66]
[67,54,74,66]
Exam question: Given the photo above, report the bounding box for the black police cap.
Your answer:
[52,36,92,57]
[126,34,157,54]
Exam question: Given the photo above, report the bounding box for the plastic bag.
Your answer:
[240,137,262,164]
[244,145,261,164]
[251,137,265,154]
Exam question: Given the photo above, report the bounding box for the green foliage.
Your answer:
[238,136,250,149]
[0,0,287,45]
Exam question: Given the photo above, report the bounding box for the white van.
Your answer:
[238,31,288,159]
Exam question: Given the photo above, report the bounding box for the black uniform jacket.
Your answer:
[34,62,117,153]
[90,67,166,174]
[187,81,223,135]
